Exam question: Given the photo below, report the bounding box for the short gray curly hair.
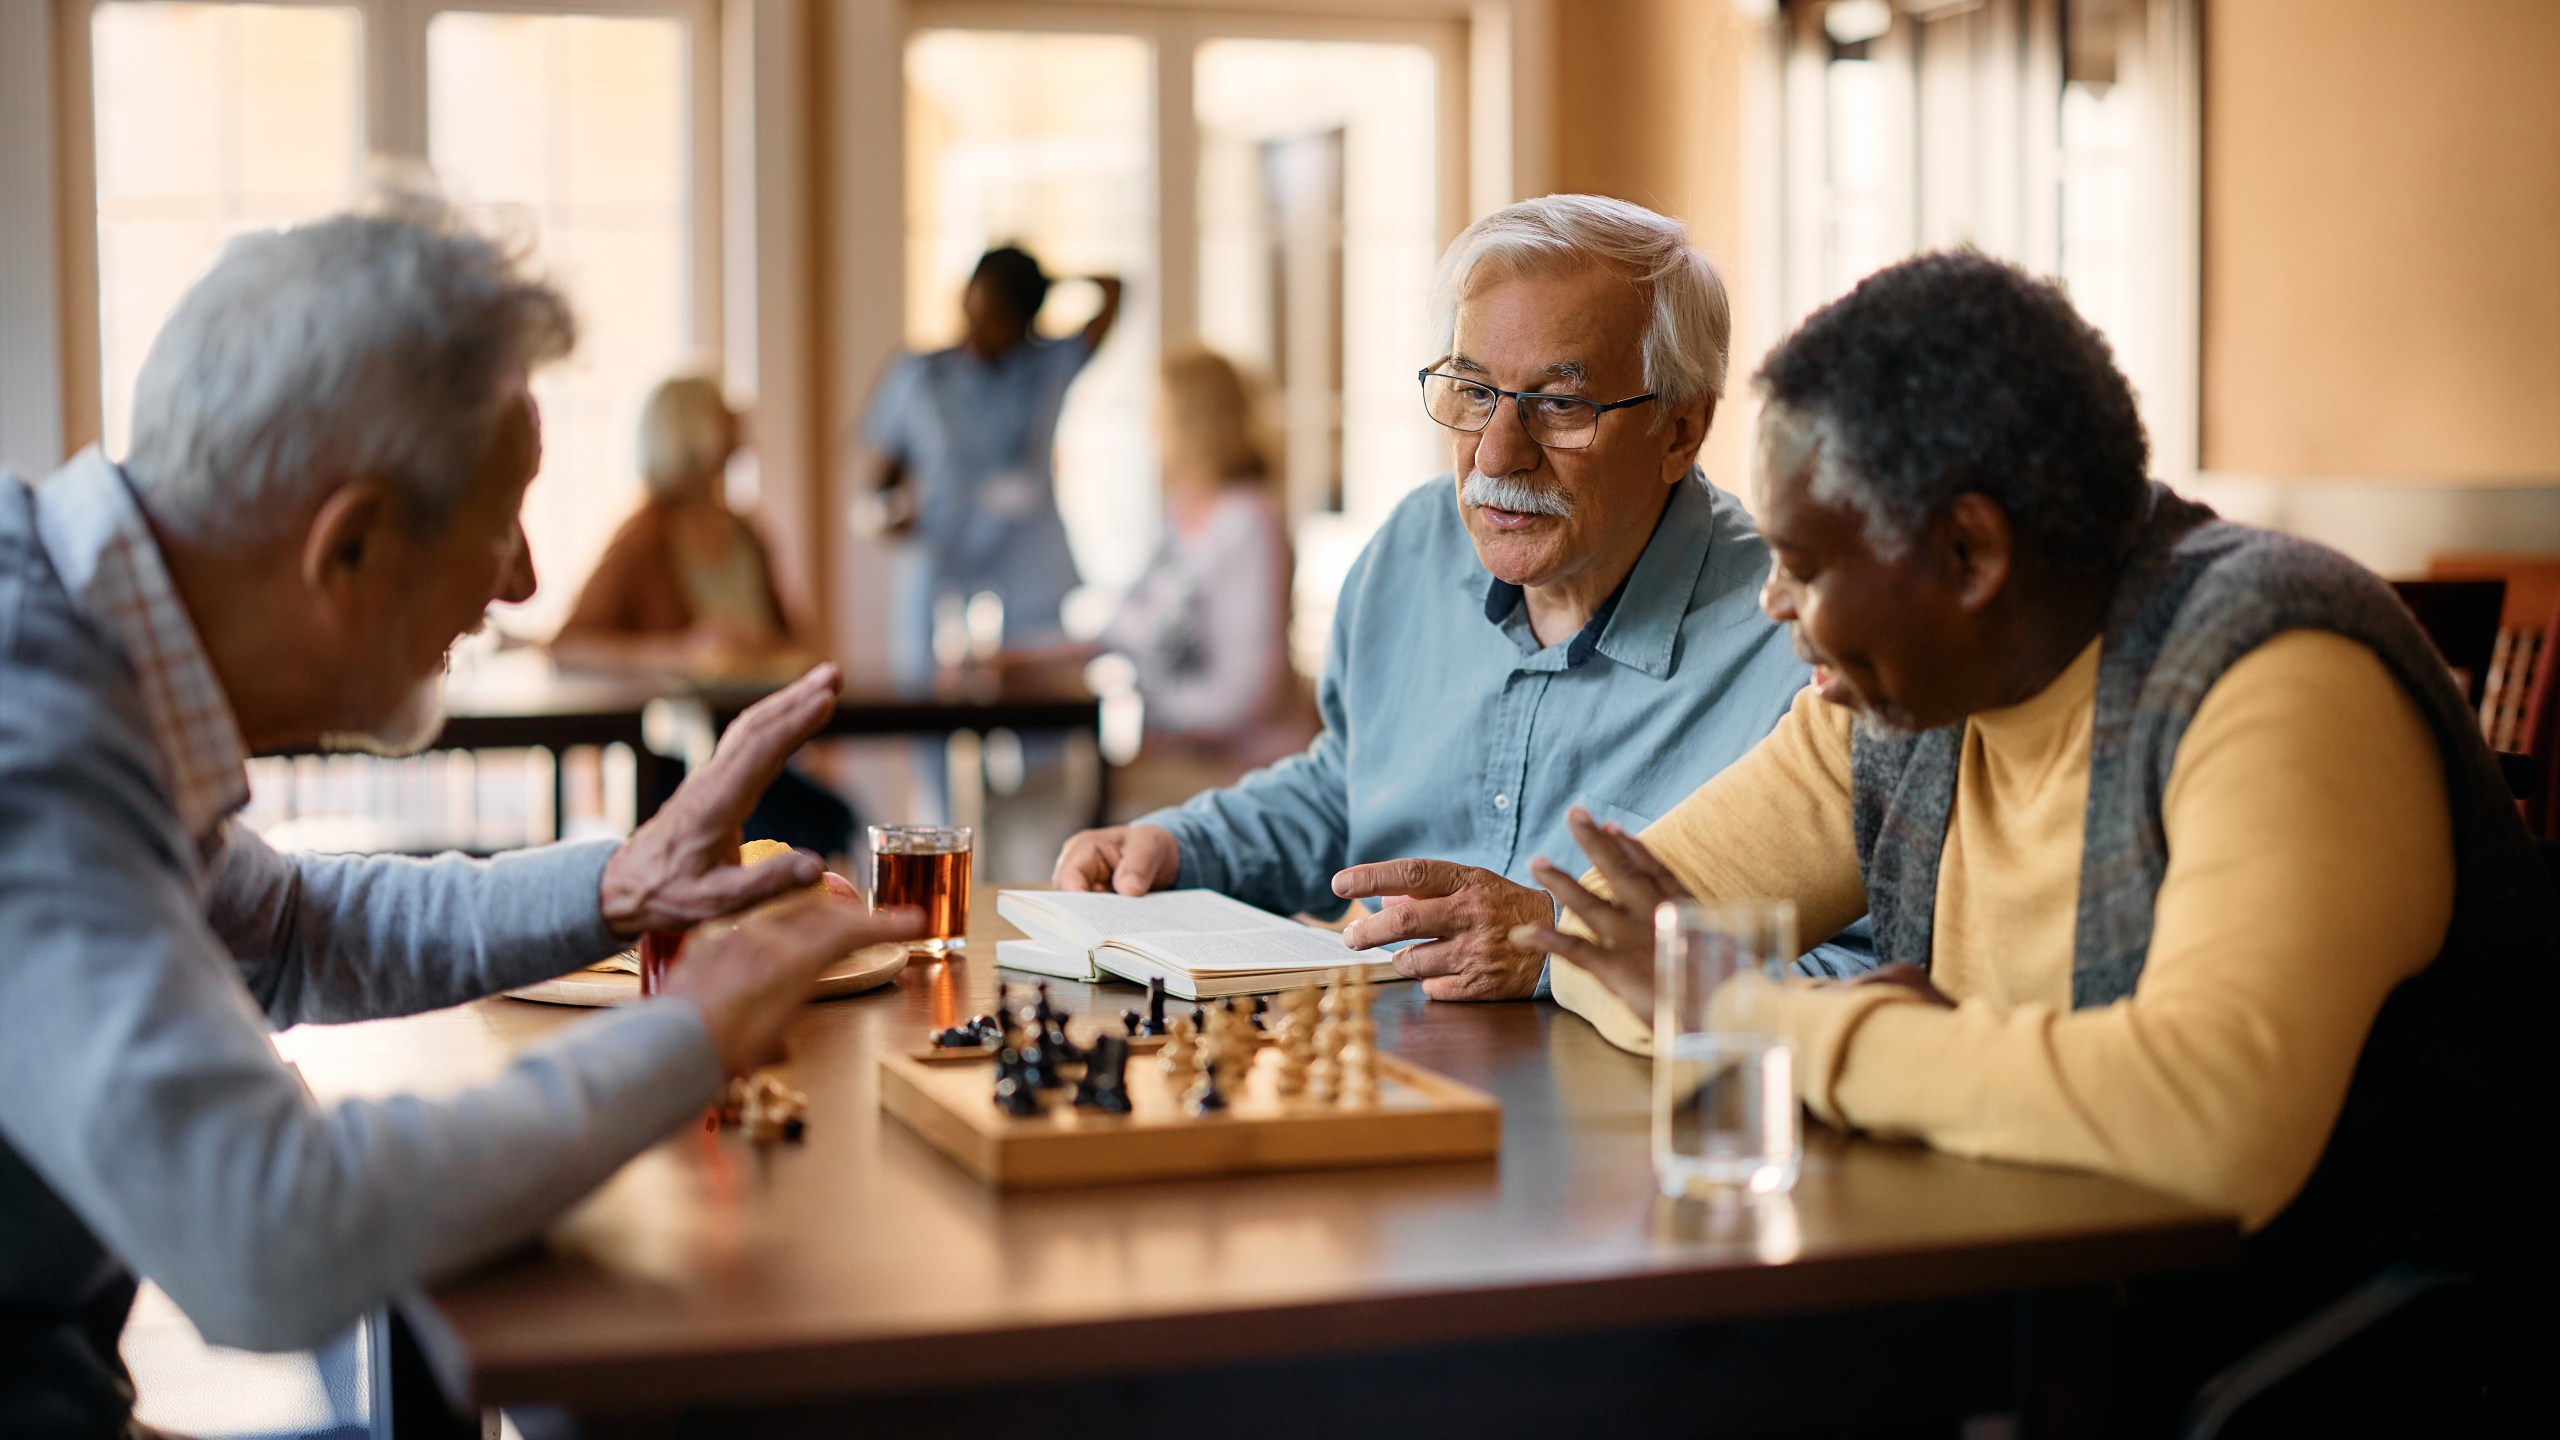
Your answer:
[1427,194,1731,412]
[126,198,576,542]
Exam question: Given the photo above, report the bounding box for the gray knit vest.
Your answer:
[1851,484,2556,1253]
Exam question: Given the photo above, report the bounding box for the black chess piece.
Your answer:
[1073,1033,1133,1113]
[1034,983,1058,1029]
[1139,977,1169,1037]
[1188,1062,1227,1116]
[992,1048,1040,1117]
[1248,995,1270,1031]
[968,1013,1003,1045]
[1019,1029,1060,1090]
[1119,1009,1141,1037]
[929,1022,982,1048]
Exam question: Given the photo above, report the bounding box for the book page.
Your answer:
[1109,924,1353,975]
[1002,888,1292,941]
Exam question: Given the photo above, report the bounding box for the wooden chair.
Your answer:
[2425,552,2560,749]
[2386,579,2504,713]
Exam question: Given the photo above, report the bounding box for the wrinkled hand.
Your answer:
[1333,859,1553,1001]
[1052,824,1182,896]
[599,664,841,937]
[1511,807,1695,1017]
[664,892,923,1077]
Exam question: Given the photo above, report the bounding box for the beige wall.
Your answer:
[2204,0,2560,481]
[1553,0,1760,492]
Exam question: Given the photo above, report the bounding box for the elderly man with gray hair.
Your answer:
[1056,195,1855,1000]
[0,206,917,1435]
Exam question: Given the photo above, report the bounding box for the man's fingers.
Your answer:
[1389,938,1465,980]
[1052,835,1113,892]
[1343,895,1462,951]
[1510,922,1625,979]
[1566,809,1664,912]
[1111,848,1153,896]
[1529,855,1625,936]
[691,665,842,826]
[819,871,859,903]
[1332,857,1463,901]
[686,852,826,919]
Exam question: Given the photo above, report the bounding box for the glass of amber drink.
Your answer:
[869,825,973,955]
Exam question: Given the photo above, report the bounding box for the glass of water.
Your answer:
[1653,898,1802,1200]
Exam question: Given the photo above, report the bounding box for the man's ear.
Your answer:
[299,478,397,618]
[1939,491,2014,614]
[1660,395,1717,484]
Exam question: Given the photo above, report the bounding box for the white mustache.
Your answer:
[1463,469,1574,518]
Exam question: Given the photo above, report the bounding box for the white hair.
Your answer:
[1427,194,1732,412]
[125,198,575,543]
[637,373,735,499]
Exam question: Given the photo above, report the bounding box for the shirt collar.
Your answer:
[34,448,251,841]
[1475,467,1720,679]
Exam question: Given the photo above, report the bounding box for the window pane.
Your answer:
[1194,38,1439,527]
[429,10,693,639]
[1195,37,1439,674]
[91,2,365,456]
[905,28,1158,592]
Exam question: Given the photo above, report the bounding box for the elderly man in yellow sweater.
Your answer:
[1521,252,2553,1432]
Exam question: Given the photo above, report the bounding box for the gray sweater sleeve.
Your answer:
[206,822,628,1026]
[0,674,721,1353]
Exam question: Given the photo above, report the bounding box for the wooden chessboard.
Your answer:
[878,1036,1502,1189]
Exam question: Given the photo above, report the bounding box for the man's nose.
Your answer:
[498,523,538,605]
[1475,393,1543,477]
[1759,567,1794,622]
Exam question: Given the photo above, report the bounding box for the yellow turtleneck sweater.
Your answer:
[1552,630,2454,1229]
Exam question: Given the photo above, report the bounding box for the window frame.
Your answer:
[51,0,726,459]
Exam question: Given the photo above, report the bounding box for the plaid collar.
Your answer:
[35,448,251,842]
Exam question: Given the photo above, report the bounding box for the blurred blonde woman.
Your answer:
[554,374,807,673]
[1101,350,1307,771]
[555,374,852,853]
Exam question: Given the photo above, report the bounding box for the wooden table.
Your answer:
[277,891,2236,1437]
[266,656,1113,833]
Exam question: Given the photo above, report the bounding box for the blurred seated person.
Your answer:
[1084,350,1309,801]
[554,375,811,678]
[1054,197,1851,998]
[554,374,855,857]
[1525,252,2555,1432]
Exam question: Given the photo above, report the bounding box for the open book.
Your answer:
[994,889,1402,999]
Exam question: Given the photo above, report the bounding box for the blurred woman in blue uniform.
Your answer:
[864,246,1122,688]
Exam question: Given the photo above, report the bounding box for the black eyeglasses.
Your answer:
[1417,368,1659,451]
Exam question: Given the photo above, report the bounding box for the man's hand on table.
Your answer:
[1512,808,1695,1017]
[1333,859,1552,1001]
[665,892,923,1077]
[1052,824,1182,895]
[599,664,842,937]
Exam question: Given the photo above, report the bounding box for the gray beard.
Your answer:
[1462,469,1574,518]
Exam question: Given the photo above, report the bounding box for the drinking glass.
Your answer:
[1653,898,1801,1199]
[870,824,973,955]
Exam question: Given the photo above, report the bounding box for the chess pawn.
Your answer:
[1337,1030,1378,1108]
[1160,1013,1198,1079]
[1306,980,1343,1103]
[1274,985,1318,1097]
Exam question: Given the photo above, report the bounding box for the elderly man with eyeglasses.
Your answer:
[1055,195,1860,1000]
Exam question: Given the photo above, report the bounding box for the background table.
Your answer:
[262,655,1114,839]
[277,890,2235,1437]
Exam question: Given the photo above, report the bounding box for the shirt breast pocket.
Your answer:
[1582,796,1660,840]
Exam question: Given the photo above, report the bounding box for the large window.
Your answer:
[90,2,366,456]
[83,0,717,641]
[1773,0,2198,476]
[900,9,1463,673]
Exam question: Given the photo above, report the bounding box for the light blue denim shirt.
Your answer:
[1138,468,1867,985]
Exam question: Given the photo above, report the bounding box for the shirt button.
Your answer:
[1493,794,1511,810]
